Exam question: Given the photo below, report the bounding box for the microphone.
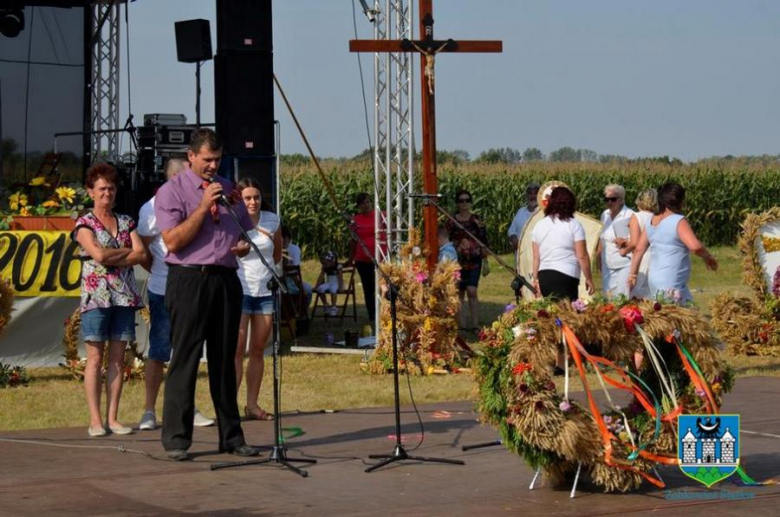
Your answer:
[358,0,376,23]
[206,176,231,206]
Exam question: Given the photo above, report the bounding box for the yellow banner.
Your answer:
[0,231,81,297]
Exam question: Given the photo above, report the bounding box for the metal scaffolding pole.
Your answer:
[373,0,414,265]
[90,1,121,163]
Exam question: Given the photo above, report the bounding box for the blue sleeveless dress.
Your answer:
[646,213,692,304]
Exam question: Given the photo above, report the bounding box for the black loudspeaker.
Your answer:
[214,51,274,155]
[219,155,277,211]
[216,0,272,52]
[174,19,212,63]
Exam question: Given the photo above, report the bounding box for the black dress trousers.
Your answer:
[162,265,246,452]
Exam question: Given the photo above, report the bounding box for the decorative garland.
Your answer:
[61,307,149,381]
[0,278,13,337]
[474,297,733,492]
[365,231,466,375]
[710,207,780,356]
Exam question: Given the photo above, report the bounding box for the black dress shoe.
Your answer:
[229,444,261,457]
[167,449,192,461]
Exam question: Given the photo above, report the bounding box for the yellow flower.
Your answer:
[55,187,76,205]
[8,192,28,211]
[711,382,722,394]
[423,318,433,331]
[29,176,50,187]
[19,206,30,217]
[42,199,60,208]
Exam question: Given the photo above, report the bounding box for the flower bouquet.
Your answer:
[1,176,88,231]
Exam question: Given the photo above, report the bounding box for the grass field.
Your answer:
[1,245,775,433]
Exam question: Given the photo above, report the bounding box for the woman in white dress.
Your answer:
[630,189,658,299]
[595,184,639,299]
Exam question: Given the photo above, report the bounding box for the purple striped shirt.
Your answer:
[154,169,253,268]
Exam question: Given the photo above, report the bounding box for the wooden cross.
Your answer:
[350,0,502,271]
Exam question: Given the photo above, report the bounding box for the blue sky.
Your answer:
[7,1,780,161]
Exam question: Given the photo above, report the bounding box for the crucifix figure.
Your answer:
[350,0,502,271]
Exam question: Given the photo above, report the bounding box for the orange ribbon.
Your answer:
[562,325,669,487]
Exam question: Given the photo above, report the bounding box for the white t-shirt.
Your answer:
[237,211,281,297]
[286,243,302,266]
[508,206,535,239]
[532,215,587,279]
[137,196,168,296]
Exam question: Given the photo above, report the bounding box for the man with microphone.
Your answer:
[154,128,258,461]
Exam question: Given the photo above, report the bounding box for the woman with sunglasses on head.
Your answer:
[445,189,488,332]
[595,184,639,299]
[531,186,595,301]
[628,182,717,305]
[235,178,282,421]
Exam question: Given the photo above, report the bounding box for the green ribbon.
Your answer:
[280,427,305,443]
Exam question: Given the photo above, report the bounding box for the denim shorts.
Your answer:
[81,306,137,342]
[242,294,274,315]
[147,292,172,362]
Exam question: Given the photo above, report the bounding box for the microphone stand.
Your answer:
[209,192,316,477]
[340,213,465,473]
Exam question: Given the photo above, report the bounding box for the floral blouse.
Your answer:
[446,213,488,271]
[73,212,143,313]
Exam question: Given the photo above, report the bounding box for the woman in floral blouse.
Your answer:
[73,163,146,437]
[445,189,489,332]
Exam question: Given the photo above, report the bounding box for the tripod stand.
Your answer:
[364,283,465,473]
[209,193,315,477]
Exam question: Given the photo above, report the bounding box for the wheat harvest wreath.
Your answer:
[474,297,735,492]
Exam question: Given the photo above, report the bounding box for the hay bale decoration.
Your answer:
[474,296,734,492]
[365,230,465,375]
[711,207,780,356]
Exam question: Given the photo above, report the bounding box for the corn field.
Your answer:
[279,160,780,258]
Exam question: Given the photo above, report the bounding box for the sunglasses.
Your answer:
[457,198,472,203]
[604,196,620,203]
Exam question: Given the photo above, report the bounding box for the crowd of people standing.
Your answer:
[70,128,718,453]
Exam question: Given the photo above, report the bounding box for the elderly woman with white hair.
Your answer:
[595,184,639,299]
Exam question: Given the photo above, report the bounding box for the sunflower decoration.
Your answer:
[474,296,733,492]
[8,192,28,213]
[28,176,50,188]
[364,229,466,375]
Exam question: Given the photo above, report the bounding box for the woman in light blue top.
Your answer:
[628,183,717,304]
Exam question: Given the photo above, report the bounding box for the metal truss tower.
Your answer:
[90,1,121,163]
[372,0,414,262]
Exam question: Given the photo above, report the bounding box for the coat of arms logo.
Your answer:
[678,414,740,487]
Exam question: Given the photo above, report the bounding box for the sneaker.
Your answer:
[327,306,339,316]
[138,411,157,431]
[193,408,215,427]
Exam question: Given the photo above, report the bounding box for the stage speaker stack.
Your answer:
[214,0,277,210]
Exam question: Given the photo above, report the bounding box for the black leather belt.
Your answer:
[171,264,236,274]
